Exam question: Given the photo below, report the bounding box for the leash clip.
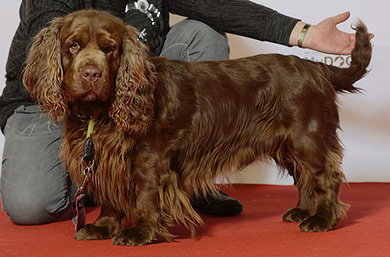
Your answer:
[81,135,94,162]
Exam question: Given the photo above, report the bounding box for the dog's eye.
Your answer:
[104,46,116,55]
[69,42,80,55]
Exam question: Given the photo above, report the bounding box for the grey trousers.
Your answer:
[0,19,229,225]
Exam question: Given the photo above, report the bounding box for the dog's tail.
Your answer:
[325,20,372,93]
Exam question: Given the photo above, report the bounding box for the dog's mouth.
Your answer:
[82,90,98,101]
[66,88,110,103]
[68,98,111,119]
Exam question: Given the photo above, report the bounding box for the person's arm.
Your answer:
[168,0,300,46]
[169,1,372,56]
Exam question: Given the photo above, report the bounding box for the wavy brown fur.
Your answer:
[23,17,67,122]
[23,10,372,245]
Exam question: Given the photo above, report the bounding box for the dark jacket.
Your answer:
[0,0,299,132]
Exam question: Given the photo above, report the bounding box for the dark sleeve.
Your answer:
[0,0,75,131]
[7,0,73,80]
[167,0,300,46]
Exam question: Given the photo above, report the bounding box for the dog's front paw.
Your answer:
[112,228,156,246]
[75,224,113,240]
[299,215,334,232]
[282,208,310,223]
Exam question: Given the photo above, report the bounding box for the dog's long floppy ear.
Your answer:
[110,25,157,135]
[22,17,67,122]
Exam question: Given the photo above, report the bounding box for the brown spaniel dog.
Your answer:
[23,10,372,246]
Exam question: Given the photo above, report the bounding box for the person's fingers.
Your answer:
[330,11,351,25]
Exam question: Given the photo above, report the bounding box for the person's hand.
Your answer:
[289,12,374,55]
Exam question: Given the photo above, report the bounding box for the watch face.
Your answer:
[136,0,149,11]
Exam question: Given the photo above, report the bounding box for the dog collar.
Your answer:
[86,119,95,139]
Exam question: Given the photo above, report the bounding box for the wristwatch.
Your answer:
[126,0,162,27]
[125,0,163,44]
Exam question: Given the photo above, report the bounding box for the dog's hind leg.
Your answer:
[280,134,349,232]
[275,158,316,223]
[298,147,349,232]
[282,173,316,223]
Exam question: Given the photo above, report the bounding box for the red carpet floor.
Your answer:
[1,183,390,257]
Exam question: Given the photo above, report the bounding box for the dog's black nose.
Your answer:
[81,68,102,83]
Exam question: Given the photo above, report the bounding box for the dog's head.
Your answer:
[23,9,157,135]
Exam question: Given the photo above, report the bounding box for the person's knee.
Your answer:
[164,19,230,61]
[0,156,73,225]
[1,185,73,225]
[0,106,72,224]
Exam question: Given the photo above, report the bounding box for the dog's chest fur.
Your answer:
[61,120,137,216]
